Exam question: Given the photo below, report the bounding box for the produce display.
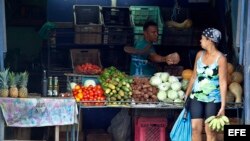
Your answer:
[205,115,230,132]
[71,83,105,106]
[150,72,186,105]
[131,77,158,103]
[98,66,133,106]
[68,63,244,108]
[0,68,29,98]
[75,63,102,75]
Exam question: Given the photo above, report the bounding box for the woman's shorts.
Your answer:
[189,97,221,119]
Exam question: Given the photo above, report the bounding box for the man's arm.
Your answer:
[124,45,151,55]
[149,52,180,65]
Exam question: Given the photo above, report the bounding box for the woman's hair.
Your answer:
[143,21,157,31]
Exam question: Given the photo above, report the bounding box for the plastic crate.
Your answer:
[70,49,102,73]
[134,117,167,141]
[130,6,163,45]
[73,5,103,44]
[102,7,133,45]
[103,26,133,45]
[102,6,131,26]
[74,25,103,44]
[73,5,101,25]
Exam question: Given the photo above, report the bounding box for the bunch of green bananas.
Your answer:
[205,115,230,132]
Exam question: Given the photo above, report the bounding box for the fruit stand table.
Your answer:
[0,97,78,141]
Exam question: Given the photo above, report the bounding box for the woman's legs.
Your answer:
[190,98,204,141]
[192,118,203,141]
[205,123,217,141]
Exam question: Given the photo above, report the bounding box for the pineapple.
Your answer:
[8,72,18,98]
[18,71,29,98]
[0,69,9,97]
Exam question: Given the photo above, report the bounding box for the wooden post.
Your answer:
[55,126,59,141]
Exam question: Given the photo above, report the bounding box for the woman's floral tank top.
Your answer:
[190,51,222,103]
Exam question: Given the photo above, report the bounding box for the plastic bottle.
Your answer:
[42,70,48,97]
[48,76,53,97]
[53,76,59,97]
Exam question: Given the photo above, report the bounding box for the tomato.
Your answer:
[77,93,83,99]
[96,85,102,89]
[77,89,83,93]
[100,96,105,101]
[74,84,81,90]
[75,97,80,102]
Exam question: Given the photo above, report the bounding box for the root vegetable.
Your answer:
[231,71,243,83]
[227,63,234,74]
[229,82,243,103]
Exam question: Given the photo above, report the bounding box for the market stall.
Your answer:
[1,0,250,140]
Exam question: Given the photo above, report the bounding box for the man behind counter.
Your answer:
[124,21,180,76]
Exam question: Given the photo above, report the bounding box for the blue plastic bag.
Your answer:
[170,108,192,141]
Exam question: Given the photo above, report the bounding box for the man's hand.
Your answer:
[166,52,180,65]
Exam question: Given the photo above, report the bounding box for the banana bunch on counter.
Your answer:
[205,115,230,132]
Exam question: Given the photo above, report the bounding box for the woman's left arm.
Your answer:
[217,55,228,116]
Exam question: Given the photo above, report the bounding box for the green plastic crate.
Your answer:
[130,6,163,45]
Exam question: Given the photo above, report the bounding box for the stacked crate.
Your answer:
[73,5,103,44]
[134,117,167,141]
[101,6,133,45]
[130,6,163,45]
[70,49,102,73]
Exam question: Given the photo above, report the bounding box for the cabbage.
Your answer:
[157,82,170,91]
[150,76,162,86]
[174,98,184,103]
[171,82,182,91]
[178,90,185,100]
[70,82,77,89]
[174,98,184,106]
[84,79,96,87]
[157,90,167,101]
[163,98,174,103]
[160,72,170,82]
[154,72,162,77]
[167,90,178,100]
[168,76,179,83]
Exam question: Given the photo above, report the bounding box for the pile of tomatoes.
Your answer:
[72,84,105,106]
[75,63,102,75]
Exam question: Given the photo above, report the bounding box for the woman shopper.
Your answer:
[185,28,227,141]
